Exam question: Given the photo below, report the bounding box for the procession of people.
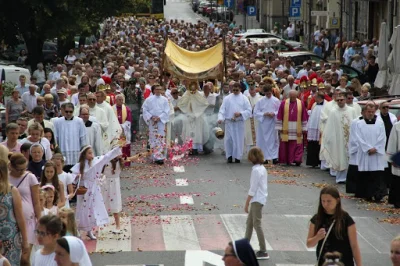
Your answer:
[0,15,399,266]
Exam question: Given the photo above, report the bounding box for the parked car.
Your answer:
[210,7,234,21]
[249,38,300,52]
[204,3,220,16]
[235,32,304,49]
[246,29,267,33]
[0,41,58,65]
[0,65,31,85]
[197,1,210,14]
[358,96,400,120]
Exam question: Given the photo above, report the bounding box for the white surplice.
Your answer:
[53,117,87,165]
[142,95,170,161]
[320,105,357,172]
[97,102,122,151]
[355,118,387,171]
[85,120,103,156]
[218,93,252,160]
[254,95,281,160]
[348,117,362,165]
[71,146,122,231]
[244,93,263,146]
[307,101,325,141]
[178,91,210,147]
[387,122,400,176]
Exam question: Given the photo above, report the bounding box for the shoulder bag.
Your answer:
[316,219,336,266]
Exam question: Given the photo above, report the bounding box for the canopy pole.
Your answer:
[160,37,169,86]
[222,31,228,82]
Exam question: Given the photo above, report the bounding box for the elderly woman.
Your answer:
[6,89,27,123]
[44,93,59,119]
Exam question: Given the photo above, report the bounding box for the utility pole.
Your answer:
[339,0,343,59]
[282,0,285,35]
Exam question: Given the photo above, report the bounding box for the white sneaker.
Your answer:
[87,230,97,240]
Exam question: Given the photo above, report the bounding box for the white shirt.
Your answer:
[21,92,39,112]
[248,164,268,205]
[32,69,46,83]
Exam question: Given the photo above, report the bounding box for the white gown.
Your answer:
[254,95,281,160]
[244,93,262,147]
[218,93,252,160]
[71,147,122,231]
[101,163,122,213]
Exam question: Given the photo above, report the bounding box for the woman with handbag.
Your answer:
[70,145,122,240]
[306,185,362,266]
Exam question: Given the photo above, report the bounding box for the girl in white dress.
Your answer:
[42,186,58,215]
[101,156,123,233]
[71,145,122,240]
[32,215,66,266]
[52,154,74,208]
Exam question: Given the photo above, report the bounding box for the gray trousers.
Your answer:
[245,202,266,252]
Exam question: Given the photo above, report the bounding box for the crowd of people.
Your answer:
[0,15,399,266]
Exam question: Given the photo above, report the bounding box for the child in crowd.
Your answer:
[27,144,46,181]
[58,208,79,237]
[0,241,11,266]
[102,156,123,233]
[42,185,58,215]
[244,147,269,260]
[20,142,32,160]
[40,161,66,208]
[52,154,74,208]
[39,189,49,216]
[31,215,66,266]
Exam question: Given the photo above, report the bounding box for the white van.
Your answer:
[0,65,31,86]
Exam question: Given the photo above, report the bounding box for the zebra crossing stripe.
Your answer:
[161,215,201,250]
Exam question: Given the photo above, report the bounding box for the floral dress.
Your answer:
[0,186,22,266]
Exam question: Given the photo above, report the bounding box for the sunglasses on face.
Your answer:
[381,106,389,109]
[64,110,73,114]
[88,99,96,101]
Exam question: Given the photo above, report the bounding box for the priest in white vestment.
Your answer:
[306,93,325,167]
[345,91,362,116]
[218,82,252,163]
[320,94,357,183]
[386,118,400,208]
[253,85,280,163]
[244,84,262,153]
[95,90,122,152]
[53,103,87,171]
[170,88,183,144]
[178,82,210,154]
[142,84,170,164]
[354,104,387,201]
[79,106,103,156]
[87,93,109,152]
[199,84,217,153]
[319,90,338,170]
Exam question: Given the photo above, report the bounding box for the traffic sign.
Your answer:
[311,10,330,16]
[224,0,233,8]
[289,6,300,17]
[291,0,301,7]
[289,17,301,21]
[247,6,256,16]
[329,17,340,29]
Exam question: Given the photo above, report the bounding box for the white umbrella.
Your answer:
[389,26,400,95]
[374,22,390,89]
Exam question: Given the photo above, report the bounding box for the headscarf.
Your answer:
[63,236,92,266]
[233,238,259,266]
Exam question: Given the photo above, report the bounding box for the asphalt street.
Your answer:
[89,2,399,265]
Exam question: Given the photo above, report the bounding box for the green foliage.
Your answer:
[2,81,17,97]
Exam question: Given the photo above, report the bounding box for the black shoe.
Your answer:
[272,159,278,165]
[227,156,233,163]
[263,160,268,164]
[337,181,346,184]
[255,251,270,260]
[235,159,240,163]
[155,160,164,165]
[190,149,199,155]
[295,162,301,166]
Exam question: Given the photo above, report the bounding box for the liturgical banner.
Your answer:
[163,39,224,80]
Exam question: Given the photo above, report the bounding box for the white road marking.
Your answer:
[173,166,185,172]
[176,178,189,186]
[284,214,316,252]
[220,214,274,251]
[96,216,132,252]
[180,195,194,204]
[185,250,224,266]
[161,215,201,250]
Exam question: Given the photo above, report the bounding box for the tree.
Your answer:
[0,0,134,70]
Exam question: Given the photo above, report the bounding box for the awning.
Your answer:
[163,39,224,80]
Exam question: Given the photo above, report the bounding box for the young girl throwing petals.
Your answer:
[40,161,66,208]
[71,145,122,240]
[32,215,66,266]
[101,156,123,233]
